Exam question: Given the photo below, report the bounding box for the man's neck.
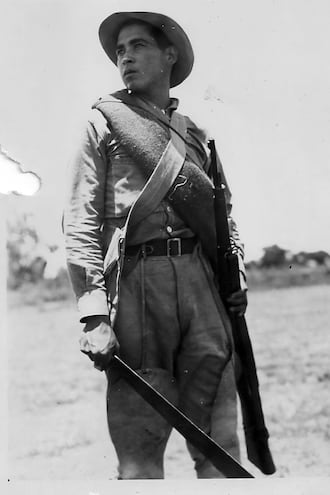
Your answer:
[130,90,171,112]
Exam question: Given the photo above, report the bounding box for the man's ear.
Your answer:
[166,45,178,65]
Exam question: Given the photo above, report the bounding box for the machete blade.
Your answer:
[110,355,253,478]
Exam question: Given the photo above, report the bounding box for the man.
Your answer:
[64,11,247,479]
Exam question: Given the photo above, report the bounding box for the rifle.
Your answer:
[208,139,276,475]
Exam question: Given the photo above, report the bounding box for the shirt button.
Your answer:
[166,226,173,234]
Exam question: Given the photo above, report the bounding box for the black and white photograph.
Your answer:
[1,1,330,494]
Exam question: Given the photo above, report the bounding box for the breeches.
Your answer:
[106,246,240,478]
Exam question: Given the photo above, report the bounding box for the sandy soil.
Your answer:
[7,284,330,480]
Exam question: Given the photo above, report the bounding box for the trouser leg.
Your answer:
[106,257,181,479]
[186,359,240,478]
[106,368,178,479]
[173,248,240,478]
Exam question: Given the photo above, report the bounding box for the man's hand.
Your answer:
[227,289,248,317]
[79,315,119,371]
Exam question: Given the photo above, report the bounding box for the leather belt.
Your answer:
[125,237,197,258]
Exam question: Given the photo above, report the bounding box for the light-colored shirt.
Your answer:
[63,99,245,322]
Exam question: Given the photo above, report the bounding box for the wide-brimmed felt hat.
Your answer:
[99,11,194,88]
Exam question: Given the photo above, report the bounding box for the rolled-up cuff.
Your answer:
[237,256,248,291]
[239,271,248,291]
[77,290,109,323]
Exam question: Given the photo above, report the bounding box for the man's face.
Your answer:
[116,23,172,95]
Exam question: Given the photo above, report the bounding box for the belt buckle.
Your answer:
[167,237,181,257]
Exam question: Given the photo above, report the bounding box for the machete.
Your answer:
[110,354,253,478]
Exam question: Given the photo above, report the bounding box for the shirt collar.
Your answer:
[164,97,179,117]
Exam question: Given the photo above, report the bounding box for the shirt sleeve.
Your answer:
[63,110,111,322]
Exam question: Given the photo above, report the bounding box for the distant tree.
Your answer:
[6,214,46,288]
[292,252,307,265]
[245,260,258,270]
[307,251,330,265]
[292,250,330,266]
[260,244,288,268]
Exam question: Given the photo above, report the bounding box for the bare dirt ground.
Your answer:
[7,284,330,480]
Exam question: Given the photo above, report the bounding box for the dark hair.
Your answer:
[117,19,172,50]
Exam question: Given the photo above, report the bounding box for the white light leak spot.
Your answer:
[0,145,41,196]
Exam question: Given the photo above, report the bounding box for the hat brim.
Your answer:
[99,11,194,88]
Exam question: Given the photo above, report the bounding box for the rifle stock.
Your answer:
[208,139,276,475]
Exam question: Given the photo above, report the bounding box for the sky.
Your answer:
[1,0,330,261]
